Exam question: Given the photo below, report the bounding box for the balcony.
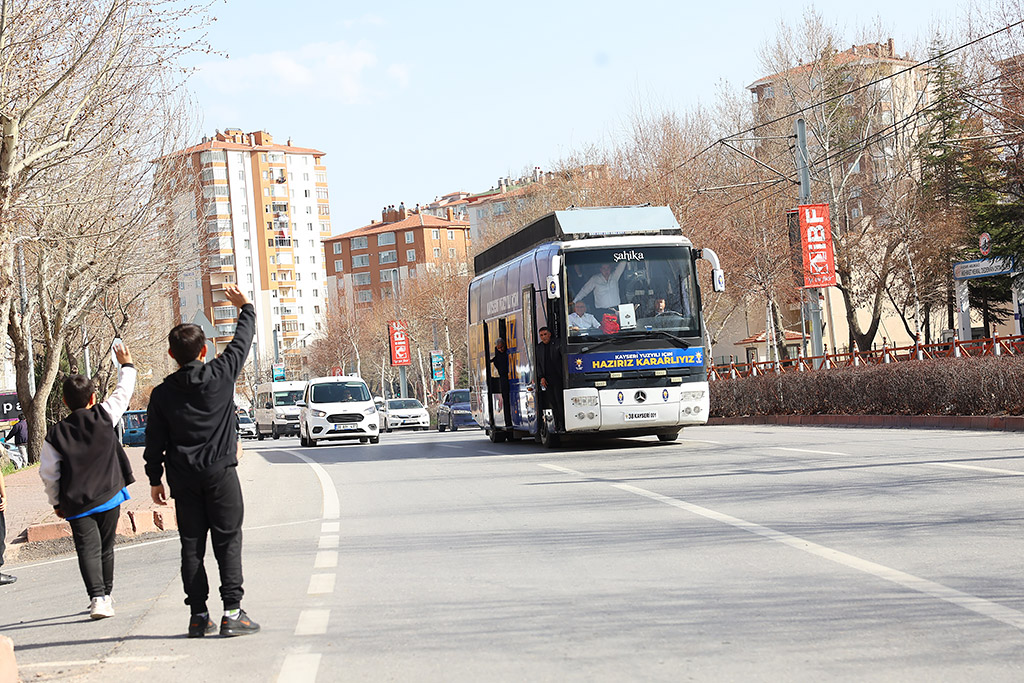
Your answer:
[268,237,292,248]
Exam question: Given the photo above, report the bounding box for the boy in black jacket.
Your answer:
[144,285,260,638]
[40,343,136,619]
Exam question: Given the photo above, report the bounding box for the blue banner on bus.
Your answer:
[569,347,703,373]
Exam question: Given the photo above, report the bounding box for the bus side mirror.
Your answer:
[546,275,560,299]
[698,248,726,293]
[265,402,272,409]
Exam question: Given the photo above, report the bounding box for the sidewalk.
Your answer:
[2,446,177,565]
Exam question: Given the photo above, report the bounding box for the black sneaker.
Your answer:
[0,574,15,586]
[188,613,217,638]
[220,609,260,637]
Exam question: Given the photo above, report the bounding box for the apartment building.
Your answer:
[159,128,331,372]
[325,205,470,312]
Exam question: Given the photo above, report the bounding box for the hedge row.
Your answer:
[709,356,1024,417]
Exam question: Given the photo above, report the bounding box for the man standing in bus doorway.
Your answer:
[490,339,513,429]
[537,327,564,432]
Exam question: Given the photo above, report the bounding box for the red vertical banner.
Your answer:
[798,203,836,288]
[388,320,412,366]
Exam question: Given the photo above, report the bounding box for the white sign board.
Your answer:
[953,258,1015,280]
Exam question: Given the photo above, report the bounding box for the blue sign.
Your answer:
[272,364,285,381]
[569,347,703,373]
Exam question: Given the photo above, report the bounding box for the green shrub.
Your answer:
[709,356,1024,417]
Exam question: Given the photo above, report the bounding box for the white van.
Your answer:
[298,376,380,446]
[254,380,307,440]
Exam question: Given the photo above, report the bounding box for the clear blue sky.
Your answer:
[189,0,967,234]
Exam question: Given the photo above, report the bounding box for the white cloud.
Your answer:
[386,64,411,88]
[196,41,395,105]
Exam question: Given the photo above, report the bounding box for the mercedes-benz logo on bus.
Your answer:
[634,390,647,403]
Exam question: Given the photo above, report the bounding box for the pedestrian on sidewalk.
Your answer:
[39,343,136,619]
[0,465,14,585]
[144,285,260,639]
[5,414,28,468]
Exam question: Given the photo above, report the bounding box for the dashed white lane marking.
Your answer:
[921,462,1024,476]
[679,438,722,445]
[307,573,336,595]
[20,655,187,669]
[480,449,502,455]
[318,535,338,549]
[286,451,340,519]
[321,521,340,533]
[541,463,1024,632]
[314,551,338,569]
[277,653,322,683]
[541,463,585,477]
[771,446,850,456]
[295,609,331,636]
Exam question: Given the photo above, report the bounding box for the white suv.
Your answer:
[299,376,380,446]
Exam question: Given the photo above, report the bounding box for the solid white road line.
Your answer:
[307,573,336,595]
[608,481,1024,631]
[679,438,722,445]
[285,451,341,520]
[277,653,322,683]
[321,522,340,533]
[19,655,187,669]
[314,551,338,569]
[540,463,585,477]
[295,609,331,636]
[317,535,338,549]
[771,447,850,456]
[920,462,1024,476]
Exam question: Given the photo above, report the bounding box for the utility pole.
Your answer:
[794,117,825,365]
[392,268,408,398]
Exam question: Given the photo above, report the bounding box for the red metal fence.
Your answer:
[709,333,1024,381]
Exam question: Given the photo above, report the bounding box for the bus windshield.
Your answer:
[564,246,699,342]
[274,390,304,406]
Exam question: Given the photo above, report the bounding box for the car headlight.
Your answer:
[571,395,599,407]
[275,410,286,418]
[680,391,706,401]
[363,406,376,415]
[311,409,327,418]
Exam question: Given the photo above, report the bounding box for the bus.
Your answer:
[468,205,724,446]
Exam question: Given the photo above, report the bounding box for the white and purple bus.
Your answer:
[468,205,724,447]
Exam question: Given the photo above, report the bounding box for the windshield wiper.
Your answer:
[581,329,691,354]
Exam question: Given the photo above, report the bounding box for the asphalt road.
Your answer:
[4,424,1024,681]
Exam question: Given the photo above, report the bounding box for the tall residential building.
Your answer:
[324,205,470,313]
[159,128,331,374]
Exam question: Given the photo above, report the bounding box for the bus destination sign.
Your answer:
[569,348,703,373]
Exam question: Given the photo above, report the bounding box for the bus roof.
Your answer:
[474,205,680,274]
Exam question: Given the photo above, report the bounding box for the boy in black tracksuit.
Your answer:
[144,285,260,638]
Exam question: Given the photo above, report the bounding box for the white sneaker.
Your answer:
[90,596,115,619]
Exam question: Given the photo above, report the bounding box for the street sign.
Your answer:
[272,363,285,381]
[980,232,991,256]
[798,204,836,288]
[430,351,445,381]
[953,257,1015,280]
[191,310,217,339]
[388,320,411,366]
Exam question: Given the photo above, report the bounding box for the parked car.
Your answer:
[437,389,476,432]
[237,414,257,439]
[382,398,430,432]
[298,376,380,446]
[121,410,147,447]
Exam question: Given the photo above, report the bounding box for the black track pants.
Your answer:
[69,506,121,598]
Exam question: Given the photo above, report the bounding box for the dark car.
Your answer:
[437,389,476,432]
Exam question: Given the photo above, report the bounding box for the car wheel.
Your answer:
[272,423,280,440]
[450,415,458,432]
[538,418,559,449]
[487,427,507,444]
[370,436,380,444]
[299,429,308,447]
[657,431,679,443]
[256,425,264,441]
[438,417,446,432]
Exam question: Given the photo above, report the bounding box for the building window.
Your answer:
[449,247,456,258]
[352,254,370,268]
[357,290,373,303]
[314,305,321,314]
[447,229,454,240]
[316,187,328,199]
[333,243,342,254]
[353,272,371,285]
[379,250,397,265]
[380,269,393,282]
[304,189,311,198]
[432,229,440,239]
[406,249,416,262]
[303,173,310,181]
[316,172,326,183]
[378,232,395,246]
[351,236,368,250]
[213,305,237,319]
[334,259,343,271]
[405,231,414,244]
[317,205,329,216]
[433,247,441,258]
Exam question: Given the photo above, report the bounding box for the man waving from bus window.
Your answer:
[574,262,626,310]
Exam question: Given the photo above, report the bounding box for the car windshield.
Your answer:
[311,382,371,403]
[123,413,146,429]
[239,415,253,424]
[564,246,700,342]
[387,399,423,410]
[274,390,304,406]
[450,390,470,403]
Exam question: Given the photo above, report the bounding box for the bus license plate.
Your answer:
[625,411,658,421]
[334,424,357,431]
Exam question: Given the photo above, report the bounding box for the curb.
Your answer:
[21,504,176,544]
[705,415,1024,431]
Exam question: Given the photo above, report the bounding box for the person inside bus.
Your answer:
[537,327,564,432]
[573,262,626,312]
[568,301,601,332]
[490,338,513,429]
